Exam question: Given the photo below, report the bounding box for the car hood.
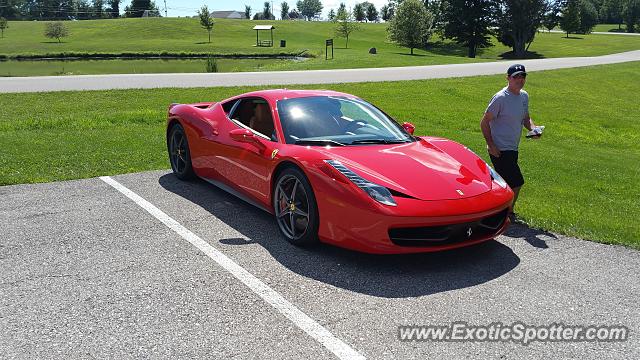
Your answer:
[314,138,492,201]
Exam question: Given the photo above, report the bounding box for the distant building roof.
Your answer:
[210,10,244,19]
[253,25,275,30]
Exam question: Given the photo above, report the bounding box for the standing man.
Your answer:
[480,64,542,219]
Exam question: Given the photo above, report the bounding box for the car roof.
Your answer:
[228,89,358,103]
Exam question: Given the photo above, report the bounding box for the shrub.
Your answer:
[206,56,218,72]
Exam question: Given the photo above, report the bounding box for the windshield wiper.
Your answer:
[294,139,346,146]
[350,139,411,145]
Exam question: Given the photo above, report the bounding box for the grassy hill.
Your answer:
[1,18,639,73]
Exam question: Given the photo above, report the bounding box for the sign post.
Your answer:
[325,39,334,60]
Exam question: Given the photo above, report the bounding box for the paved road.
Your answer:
[2,170,638,358]
[1,50,639,93]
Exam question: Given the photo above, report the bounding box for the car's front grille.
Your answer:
[388,209,509,247]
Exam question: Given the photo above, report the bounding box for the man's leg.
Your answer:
[511,186,521,213]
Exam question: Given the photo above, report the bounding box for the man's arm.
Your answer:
[522,114,536,131]
[480,112,501,157]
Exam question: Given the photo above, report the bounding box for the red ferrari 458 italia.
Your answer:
[167,89,513,254]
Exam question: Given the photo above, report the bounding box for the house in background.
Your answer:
[210,11,245,19]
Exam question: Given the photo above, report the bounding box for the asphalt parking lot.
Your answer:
[2,170,638,359]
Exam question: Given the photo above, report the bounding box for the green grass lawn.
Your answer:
[592,23,628,32]
[548,23,637,33]
[0,18,639,75]
[0,61,638,248]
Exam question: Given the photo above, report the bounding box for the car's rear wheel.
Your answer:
[168,124,195,180]
[273,168,319,246]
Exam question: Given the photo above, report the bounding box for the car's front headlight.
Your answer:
[487,163,508,189]
[324,160,397,206]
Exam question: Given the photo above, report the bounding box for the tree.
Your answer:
[44,21,69,42]
[93,0,105,18]
[198,5,214,43]
[296,0,323,20]
[337,2,348,18]
[0,0,20,20]
[623,0,640,32]
[600,0,623,28]
[578,0,598,33]
[328,9,336,20]
[365,2,379,21]
[76,0,92,20]
[387,0,434,54]
[281,2,290,19]
[354,3,366,21]
[245,5,251,19]
[443,0,496,58]
[288,9,301,18]
[387,0,400,18]
[542,1,562,31]
[381,4,392,20]
[108,0,121,18]
[560,0,581,36]
[35,0,75,20]
[334,9,360,47]
[263,1,274,19]
[495,0,547,58]
[0,17,7,38]
[128,0,151,17]
[426,0,448,34]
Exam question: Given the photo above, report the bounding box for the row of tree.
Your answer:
[328,2,380,22]
[0,0,163,20]
[242,1,324,21]
[238,0,639,56]
[367,0,640,58]
[253,0,640,34]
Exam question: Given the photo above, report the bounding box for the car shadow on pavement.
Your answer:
[160,175,521,298]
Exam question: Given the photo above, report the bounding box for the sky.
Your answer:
[123,0,390,19]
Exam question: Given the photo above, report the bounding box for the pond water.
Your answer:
[0,57,301,77]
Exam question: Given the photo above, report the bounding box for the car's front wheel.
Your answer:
[168,123,195,180]
[273,167,319,246]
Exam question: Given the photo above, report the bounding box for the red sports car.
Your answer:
[167,89,513,254]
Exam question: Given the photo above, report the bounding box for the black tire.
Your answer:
[273,167,319,246]
[167,124,195,180]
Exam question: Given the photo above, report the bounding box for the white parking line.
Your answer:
[99,176,366,360]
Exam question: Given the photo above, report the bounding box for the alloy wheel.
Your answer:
[275,174,311,240]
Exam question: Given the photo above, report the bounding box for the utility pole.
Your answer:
[164,0,167,17]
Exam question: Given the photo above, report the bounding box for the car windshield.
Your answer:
[276,96,415,145]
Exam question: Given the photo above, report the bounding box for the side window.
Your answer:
[231,99,255,127]
[250,99,276,141]
[228,98,277,142]
[221,99,238,115]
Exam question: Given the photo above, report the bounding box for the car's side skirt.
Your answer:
[200,177,273,215]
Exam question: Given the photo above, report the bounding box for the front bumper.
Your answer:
[310,169,514,254]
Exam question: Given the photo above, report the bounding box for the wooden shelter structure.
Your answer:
[252,25,275,47]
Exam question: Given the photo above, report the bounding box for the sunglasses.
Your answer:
[511,73,527,79]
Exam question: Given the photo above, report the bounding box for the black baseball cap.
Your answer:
[507,64,527,77]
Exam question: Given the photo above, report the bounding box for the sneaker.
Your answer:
[509,212,525,224]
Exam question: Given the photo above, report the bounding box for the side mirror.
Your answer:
[402,122,415,135]
[230,128,258,143]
